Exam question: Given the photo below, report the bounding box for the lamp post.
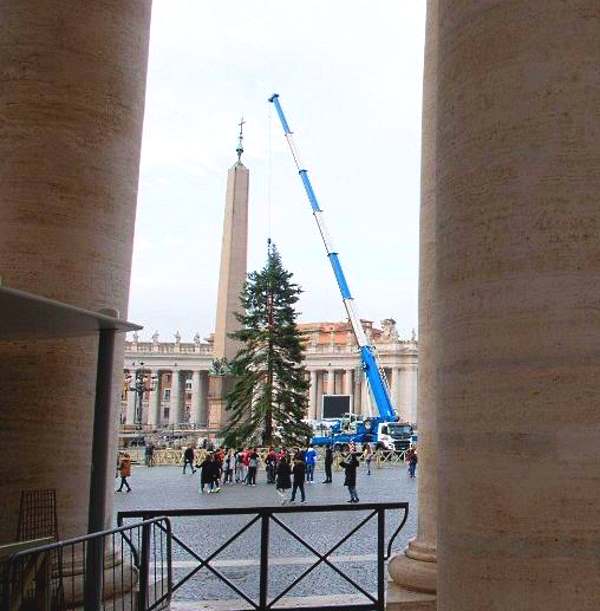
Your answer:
[126,361,158,430]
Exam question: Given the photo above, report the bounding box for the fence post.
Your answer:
[377,509,385,611]
[259,513,270,609]
[138,521,151,610]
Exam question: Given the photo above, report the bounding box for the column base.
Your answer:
[386,580,436,611]
[388,539,437,594]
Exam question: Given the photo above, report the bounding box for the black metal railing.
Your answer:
[119,502,409,611]
[1,516,172,611]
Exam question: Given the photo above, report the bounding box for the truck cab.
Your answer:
[379,421,413,451]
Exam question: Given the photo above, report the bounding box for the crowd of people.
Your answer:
[180,442,418,504]
[116,442,419,499]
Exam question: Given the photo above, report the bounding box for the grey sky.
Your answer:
[128,1,426,343]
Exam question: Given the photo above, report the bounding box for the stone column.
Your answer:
[0,1,152,539]
[395,367,415,424]
[391,367,400,412]
[387,1,438,606]
[148,370,161,428]
[316,371,324,418]
[199,371,209,426]
[125,387,136,426]
[191,370,202,425]
[344,369,353,396]
[326,368,335,395]
[360,377,370,417]
[434,2,600,609]
[353,370,362,414]
[309,370,317,419]
[169,371,182,425]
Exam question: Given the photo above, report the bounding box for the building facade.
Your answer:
[121,318,418,431]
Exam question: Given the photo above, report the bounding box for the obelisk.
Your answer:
[208,121,249,430]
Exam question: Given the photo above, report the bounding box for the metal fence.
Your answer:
[119,502,409,611]
[1,517,172,611]
[125,447,408,469]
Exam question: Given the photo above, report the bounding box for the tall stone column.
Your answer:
[309,370,317,419]
[169,371,182,425]
[148,370,161,428]
[391,367,401,414]
[125,388,136,427]
[199,371,209,426]
[435,2,600,609]
[353,371,362,414]
[191,370,201,425]
[0,1,152,538]
[387,0,438,607]
[326,368,335,395]
[344,369,353,396]
[395,367,415,424]
[316,371,324,418]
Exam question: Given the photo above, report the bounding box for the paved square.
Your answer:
[114,463,418,608]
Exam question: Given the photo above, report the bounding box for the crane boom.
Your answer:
[269,93,397,422]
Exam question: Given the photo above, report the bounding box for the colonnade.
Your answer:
[124,364,417,428]
[306,366,417,422]
[124,369,210,427]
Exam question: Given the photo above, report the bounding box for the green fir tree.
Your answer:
[222,243,313,447]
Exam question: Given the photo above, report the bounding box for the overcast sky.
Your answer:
[128,1,426,343]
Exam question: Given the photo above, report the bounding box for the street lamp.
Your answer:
[126,361,158,430]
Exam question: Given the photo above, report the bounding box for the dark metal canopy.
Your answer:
[0,285,141,340]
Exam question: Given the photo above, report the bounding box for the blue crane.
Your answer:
[269,94,410,449]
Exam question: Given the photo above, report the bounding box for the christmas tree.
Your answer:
[222,243,313,447]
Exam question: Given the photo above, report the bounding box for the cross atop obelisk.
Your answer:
[236,117,245,162]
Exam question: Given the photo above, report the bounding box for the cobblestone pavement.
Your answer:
[113,463,418,608]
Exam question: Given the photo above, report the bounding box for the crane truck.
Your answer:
[269,94,414,452]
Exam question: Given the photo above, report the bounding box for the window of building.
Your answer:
[163,388,171,401]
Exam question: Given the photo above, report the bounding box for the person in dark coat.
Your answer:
[200,454,221,493]
[339,452,360,503]
[275,456,292,504]
[322,445,333,483]
[406,446,418,478]
[290,452,306,503]
[183,444,196,474]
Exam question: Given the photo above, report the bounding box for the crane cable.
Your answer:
[266,103,273,254]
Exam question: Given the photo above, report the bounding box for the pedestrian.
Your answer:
[290,451,306,503]
[144,443,155,467]
[241,448,250,484]
[304,444,318,483]
[339,451,360,503]
[275,455,292,504]
[200,454,221,493]
[363,443,373,476]
[265,447,277,484]
[406,446,418,478]
[223,449,234,484]
[234,448,243,483]
[247,448,259,486]
[116,452,132,492]
[182,444,196,474]
[322,445,333,483]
